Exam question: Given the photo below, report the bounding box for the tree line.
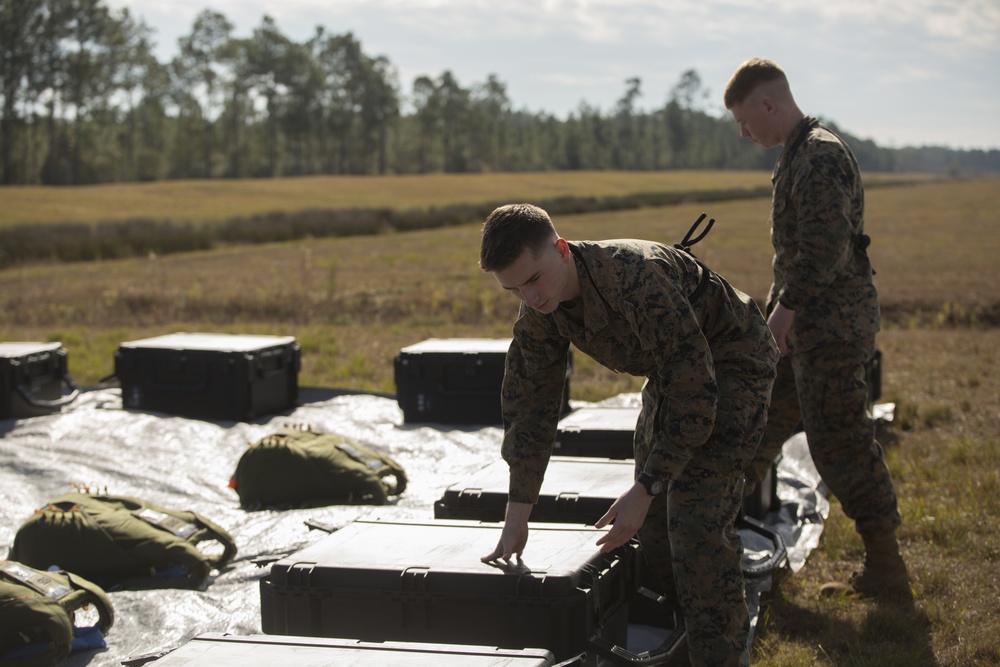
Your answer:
[2,0,998,186]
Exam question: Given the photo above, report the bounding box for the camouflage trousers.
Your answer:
[634,385,769,667]
[746,336,901,536]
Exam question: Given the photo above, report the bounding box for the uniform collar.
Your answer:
[559,242,613,342]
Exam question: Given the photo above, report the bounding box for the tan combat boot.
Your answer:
[821,530,912,601]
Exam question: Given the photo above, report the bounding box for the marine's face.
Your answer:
[492,239,573,315]
[730,96,780,149]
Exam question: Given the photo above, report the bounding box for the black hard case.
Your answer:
[124,633,557,667]
[552,405,779,520]
[554,406,639,459]
[430,454,785,583]
[394,338,571,425]
[260,518,629,664]
[115,333,300,422]
[435,456,634,525]
[0,342,79,420]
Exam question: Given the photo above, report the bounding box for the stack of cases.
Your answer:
[393,338,571,425]
[553,404,779,520]
[125,633,557,667]
[259,518,629,666]
[435,456,633,525]
[553,405,639,459]
[0,342,78,420]
[114,332,300,422]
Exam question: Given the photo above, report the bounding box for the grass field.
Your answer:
[0,170,932,227]
[1,173,998,665]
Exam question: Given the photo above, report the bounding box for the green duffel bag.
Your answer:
[0,560,114,667]
[8,493,238,591]
[230,426,408,509]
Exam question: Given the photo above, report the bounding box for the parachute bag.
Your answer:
[8,494,238,591]
[0,560,114,667]
[230,427,408,509]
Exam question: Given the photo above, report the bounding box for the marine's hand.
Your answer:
[594,483,653,553]
[767,302,796,356]
[481,501,532,563]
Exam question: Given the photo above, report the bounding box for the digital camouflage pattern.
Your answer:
[768,116,880,353]
[502,240,778,502]
[746,116,902,539]
[748,339,902,536]
[500,239,778,667]
[638,393,768,667]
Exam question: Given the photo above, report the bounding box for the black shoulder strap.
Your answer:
[674,213,715,303]
[783,117,874,264]
[783,116,821,167]
[675,212,715,255]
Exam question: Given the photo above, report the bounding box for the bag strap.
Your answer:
[129,505,237,568]
[62,571,115,634]
[334,440,408,496]
[0,561,113,660]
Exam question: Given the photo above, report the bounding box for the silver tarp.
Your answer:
[1,388,840,666]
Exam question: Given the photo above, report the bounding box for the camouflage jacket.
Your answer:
[502,240,778,503]
[769,116,880,352]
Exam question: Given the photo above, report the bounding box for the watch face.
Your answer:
[638,472,664,496]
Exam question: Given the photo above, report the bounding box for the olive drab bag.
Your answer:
[8,493,238,590]
[230,426,408,509]
[0,560,114,667]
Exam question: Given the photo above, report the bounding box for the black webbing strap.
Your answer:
[675,213,715,255]
[784,117,873,264]
[674,213,716,304]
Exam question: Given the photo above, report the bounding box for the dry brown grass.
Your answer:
[0,170,774,226]
[1,174,998,665]
[0,170,931,227]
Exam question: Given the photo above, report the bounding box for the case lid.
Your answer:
[268,518,614,598]
[0,342,63,359]
[399,338,512,355]
[119,332,296,352]
[447,457,633,502]
[138,633,555,666]
[556,406,641,434]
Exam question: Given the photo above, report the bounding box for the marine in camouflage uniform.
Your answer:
[725,57,910,600]
[479,203,778,667]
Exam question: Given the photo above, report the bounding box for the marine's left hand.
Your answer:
[767,302,796,356]
[594,482,654,552]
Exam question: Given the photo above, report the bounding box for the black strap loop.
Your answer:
[675,213,715,255]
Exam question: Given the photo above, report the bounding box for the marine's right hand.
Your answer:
[481,501,532,563]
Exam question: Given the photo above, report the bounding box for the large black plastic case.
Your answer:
[438,453,780,524]
[115,332,300,421]
[260,518,629,664]
[553,406,639,459]
[394,338,571,425]
[123,633,557,667]
[0,342,79,420]
[435,456,634,525]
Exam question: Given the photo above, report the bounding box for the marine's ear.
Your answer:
[555,237,571,261]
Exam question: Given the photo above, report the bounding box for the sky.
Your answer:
[104,0,1000,151]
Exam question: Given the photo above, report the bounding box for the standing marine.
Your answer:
[724,57,911,600]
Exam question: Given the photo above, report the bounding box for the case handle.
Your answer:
[586,586,687,666]
[737,516,788,578]
[16,373,80,409]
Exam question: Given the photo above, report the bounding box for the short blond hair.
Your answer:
[724,58,788,109]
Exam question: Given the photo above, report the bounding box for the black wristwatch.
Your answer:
[636,472,665,497]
